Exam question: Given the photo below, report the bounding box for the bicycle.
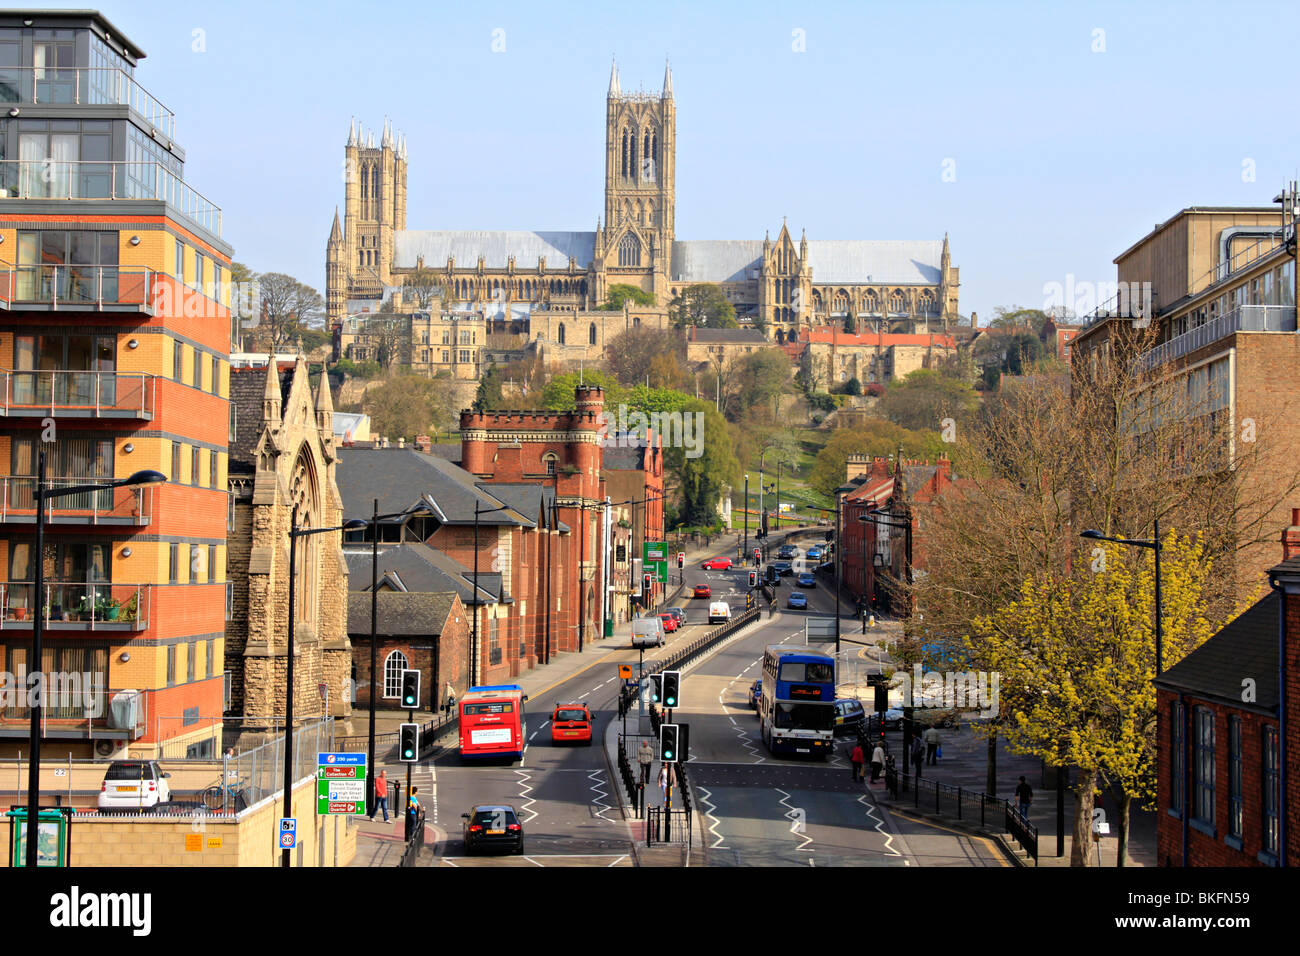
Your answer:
[201,776,249,812]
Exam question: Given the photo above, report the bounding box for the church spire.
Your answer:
[263,355,281,425]
[662,59,673,99]
[347,117,357,147]
[329,207,342,244]
[608,56,620,97]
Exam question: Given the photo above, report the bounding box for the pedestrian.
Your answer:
[638,738,654,786]
[369,770,390,822]
[910,735,924,775]
[1015,775,1033,821]
[850,741,865,782]
[657,763,669,791]
[924,725,941,766]
[870,742,885,782]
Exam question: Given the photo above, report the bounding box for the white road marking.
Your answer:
[698,785,727,849]
[775,788,814,853]
[514,769,539,823]
[607,855,628,866]
[588,769,613,822]
[857,793,904,858]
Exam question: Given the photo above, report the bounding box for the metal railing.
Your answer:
[202,718,334,816]
[1137,304,1296,371]
[646,806,692,846]
[0,369,156,417]
[0,582,150,629]
[0,161,222,236]
[0,66,175,137]
[0,264,158,310]
[884,766,1038,864]
[0,477,152,524]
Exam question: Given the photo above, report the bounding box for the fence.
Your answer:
[399,809,426,867]
[646,806,692,846]
[335,710,457,760]
[884,766,1038,864]
[204,718,335,815]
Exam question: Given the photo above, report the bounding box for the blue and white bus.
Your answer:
[759,645,836,757]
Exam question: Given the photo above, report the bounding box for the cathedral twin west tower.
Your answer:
[326,62,959,341]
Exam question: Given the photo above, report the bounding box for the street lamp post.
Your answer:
[24,456,165,869]
[473,501,511,685]
[1080,518,1163,674]
[834,495,842,656]
[865,506,916,773]
[857,512,872,634]
[743,474,749,565]
[284,511,367,867]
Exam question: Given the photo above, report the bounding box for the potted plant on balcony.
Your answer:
[120,592,139,624]
[97,594,122,622]
[75,593,95,621]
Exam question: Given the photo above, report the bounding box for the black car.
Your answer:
[772,561,794,576]
[833,698,867,737]
[462,804,525,855]
[777,545,798,560]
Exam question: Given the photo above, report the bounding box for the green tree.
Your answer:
[877,368,979,432]
[987,306,1052,335]
[808,421,946,496]
[473,362,506,412]
[599,283,656,310]
[669,284,737,329]
[364,374,456,441]
[251,272,325,352]
[603,327,687,387]
[733,349,791,418]
[542,370,625,410]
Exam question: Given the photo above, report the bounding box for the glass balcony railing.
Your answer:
[0,682,145,731]
[0,160,222,236]
[0,66,175,138]
[0,477,153,525]
[0,264,157,310]
[0,582,150,629]
[1137,304,1297,371]
[0,369,156,417]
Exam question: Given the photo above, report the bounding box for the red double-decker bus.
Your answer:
[459,684,527,762]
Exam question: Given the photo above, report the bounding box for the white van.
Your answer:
[708,602,731,625]
[631,617,665,648]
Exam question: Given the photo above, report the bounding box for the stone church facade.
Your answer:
[225,356,352,743]
[326,62,959,345]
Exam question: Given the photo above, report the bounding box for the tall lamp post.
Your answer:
[473,501,512,685]
[834,495,842,656]
[284,511,367,867]
[864,505,916,773]
[856,512,873,633]
[742,474,749,565]
[23,457,166,868]
[1080,519,1163,674]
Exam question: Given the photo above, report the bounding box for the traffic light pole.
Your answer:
[405,703,414,840]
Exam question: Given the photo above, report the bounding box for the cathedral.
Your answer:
[325,62,960,345]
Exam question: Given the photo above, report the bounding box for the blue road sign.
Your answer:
[279,817,297,849]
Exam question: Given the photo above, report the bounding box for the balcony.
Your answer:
[0,370,156,418]
[1137,304,1297,372]
[0,160,222,237]
[0,263,157,312]
[0,583,151,631]
[0,477,154,525]
[0,66,175,139]
[0,684,147,741]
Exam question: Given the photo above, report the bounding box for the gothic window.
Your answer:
[289,447,319,624]
[889,289,906,314]
[383,651,409,699]
[621,128,630,178]
[358,251,364,267]
[371,166,380,209]
[589,323,597,345]
[557,323,566,345]
[832,290,849,314]
[618,232,641,267]
[360,165,368,200]
[864,290,880,314]
[919,290,936,314]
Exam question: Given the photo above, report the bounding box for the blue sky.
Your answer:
[62,0,1300,320]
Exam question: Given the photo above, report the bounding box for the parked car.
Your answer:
[693,584,712,599]
[98,760,172,810]
[749,679,762,709]
[551,703,593,745]
[833,698,867,737]
[462,804,525,855]
[787,591,808,610]
[866,707,906,731]
[797,572,817,588]
[665,607,686,624]
[658,613,679,633]
[631,617,666,648]
[701,557,733,570]
[772,561,794,576]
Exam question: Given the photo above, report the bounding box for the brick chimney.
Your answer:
[494,442,524,481]
[1283,508,1300,560]
[415,434,432,454]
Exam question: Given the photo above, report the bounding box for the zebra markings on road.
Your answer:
[513,768,539,823]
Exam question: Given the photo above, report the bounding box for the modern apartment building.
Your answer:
[1072,201,1300,596]
[0,11,232,758]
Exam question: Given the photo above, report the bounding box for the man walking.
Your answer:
[638,738,655,786]
[869,741,886,783]
[924,725,941,766]
[910,735,925,776]
[849,740,865,782]
[1015,775,1033,821]
[369,769,390,822]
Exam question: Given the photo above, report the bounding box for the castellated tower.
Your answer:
[326,118,408,322]
[594,60,675,306]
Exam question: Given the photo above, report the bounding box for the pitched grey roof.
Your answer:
[603,443,650,471]
[1153,595,1280,714]
[347,590,460,637]
[804,240,943,285]
[335,447,532,527]
[394,230,596,270]
[426,443,461,463]
[228,365,295,471]
[343,542,503,605]
[485,483,569,532]
[670,241,763,283]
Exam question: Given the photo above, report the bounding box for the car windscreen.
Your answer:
[555,709,588,722]
[473,809,518,827]
[105,762,154,780]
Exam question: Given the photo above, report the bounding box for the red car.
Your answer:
[550,703,593,745]
[693,584,712,599]
[700,558,733,570]
[658,613,679,633]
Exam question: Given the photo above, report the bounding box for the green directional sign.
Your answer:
[317,752,367,815]
[643,541,668,584]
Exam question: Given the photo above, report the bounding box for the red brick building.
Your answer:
[1153,511,1300,866]
[346,588,468,712]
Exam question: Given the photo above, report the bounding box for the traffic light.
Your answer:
[746,593,754,609]
[648,673,662,703]
[661,671,680,708]
[874,684,890,713]
[677,552,685,569]
[678,722,690,763]
[398,722,419,762]
[643,572,653,593]
[659,723,680,762]
[748,570,758,587]
[400,669,420,709]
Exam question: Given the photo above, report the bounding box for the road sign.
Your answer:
[618,664,633,679]
[316,752,367,815]
[643,541,668,584]
[279,818,297,849]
